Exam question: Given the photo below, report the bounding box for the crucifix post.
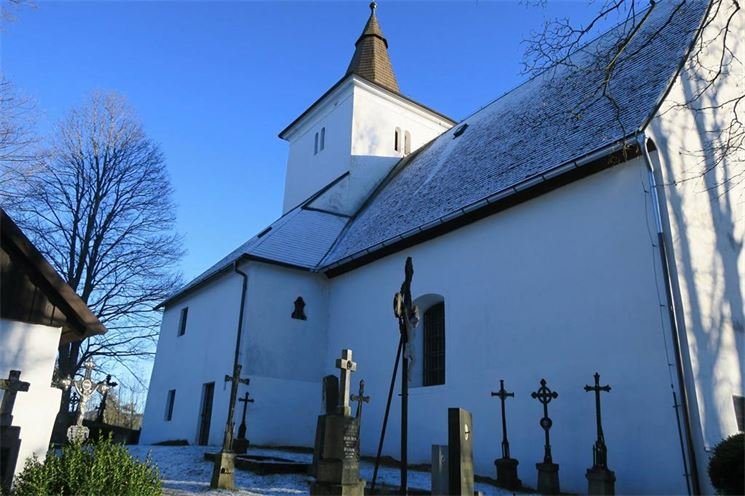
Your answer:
[237,391,254,440]
[393,256,418,495]
[350,379,370,420]
[584,372,611,468]
[491,379,514,459]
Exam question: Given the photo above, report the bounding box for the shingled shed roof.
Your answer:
[345,1,400,93]
[321,0,708,271]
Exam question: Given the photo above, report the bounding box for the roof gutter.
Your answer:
[323,137,635,274]
[637,131,701,495]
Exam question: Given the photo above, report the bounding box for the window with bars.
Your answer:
[423,302,445,386]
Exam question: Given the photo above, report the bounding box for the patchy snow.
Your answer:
[128,445,525,495]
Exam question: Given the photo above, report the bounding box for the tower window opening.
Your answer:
[320,127,326,151]
[404,131,411,155]
[394,127,401,152]
[314,132,319,155]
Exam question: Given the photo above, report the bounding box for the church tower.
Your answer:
[279,2,454,215]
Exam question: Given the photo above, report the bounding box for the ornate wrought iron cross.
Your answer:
[531,378,559,464]
[491,379,515,459]
[351,379,370,420]
[584,372,611,469]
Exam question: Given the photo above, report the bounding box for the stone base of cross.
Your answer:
[66,425,90,444]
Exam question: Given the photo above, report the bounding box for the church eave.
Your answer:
[323,137,644,278]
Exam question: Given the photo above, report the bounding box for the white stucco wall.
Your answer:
[141,262,329,448]
[325,158,690,495]
[648,4,744,491]
[0,319,62,479]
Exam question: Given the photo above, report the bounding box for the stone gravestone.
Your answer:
[310,349,365,496]
[448,407,475,496]
[311,375,339,477]
[0,370,30,495]
[431,444,449,496]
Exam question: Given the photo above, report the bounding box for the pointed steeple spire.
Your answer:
[346,1,400,93]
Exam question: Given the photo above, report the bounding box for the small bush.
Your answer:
[708,432,744,495]
[11,435,161,496]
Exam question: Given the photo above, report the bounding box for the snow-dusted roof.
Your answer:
[158,207,348,307]
[322,0,707,268]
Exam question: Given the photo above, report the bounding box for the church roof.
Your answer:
[321,0,708,272]
[346,1,400,94]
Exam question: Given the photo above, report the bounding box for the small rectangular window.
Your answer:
[178,307,188,336]
[165,389,176,421]
[314,132,319,155]
[404,131,411,155]
[734,395,745,431]
[394,128,401,152]
[320,127,326,151]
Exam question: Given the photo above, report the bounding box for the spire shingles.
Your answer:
[346,1,400,93]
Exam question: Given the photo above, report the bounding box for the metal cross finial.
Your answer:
[335,349,357,416]
[531,378,559,464]
[584,372,612,468]
[0,370,30,427]
[490,379,515,459]
[351,379,370,420]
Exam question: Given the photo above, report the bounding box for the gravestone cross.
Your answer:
[95,375,117,423]
[491,379,515,459]
[350,380,370,420]
[584,372,616,495]
[0,370,30,427]
[531,378,560,495]
[237,391,254,439]
[531,378,559,464]
[492,379,521,490]
[335,349,357,416]
[584,372,611,468]
[60,359,112,442]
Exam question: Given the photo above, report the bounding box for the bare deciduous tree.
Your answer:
[5,92,183,405]
[523,0,742,187]
[0,78,42,192]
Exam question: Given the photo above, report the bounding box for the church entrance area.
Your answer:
[197,382,214,445]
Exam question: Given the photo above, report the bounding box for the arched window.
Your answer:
[423,301,445,386]
[404,131,411,155]
[314,132,319,155]
[320,127,326,151]
[394,127,401,152]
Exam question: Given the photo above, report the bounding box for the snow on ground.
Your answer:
[128,445,524,495]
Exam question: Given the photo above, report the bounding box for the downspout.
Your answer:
[638,132,701,495]
[221,261,249,451]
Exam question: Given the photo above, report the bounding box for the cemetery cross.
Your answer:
[584,372,611,469]
[95,375,117,423]
[491,379,515,459]
[237,391,254,440]
[351,379,370,420]
[335,349,357,416]
[0,370,30,427]
[531,378,559,464]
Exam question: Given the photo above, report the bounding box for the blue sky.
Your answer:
[2,0,598,283]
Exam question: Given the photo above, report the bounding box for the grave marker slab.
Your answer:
[431,444,449,496]
[448,407,474,496]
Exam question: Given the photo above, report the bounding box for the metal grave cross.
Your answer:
[490,379,515,459]
[237,391,254,439]
[351,379,370,420]
[531,378,559,464]
[335,349,357,416]
[584,372,612,469]
[0,370,30,427]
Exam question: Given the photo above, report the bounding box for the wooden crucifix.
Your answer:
[392,256,419,495]
[237,391,254,440]
[0,370,30,427]
[491,379,515,459]
[584,372,611,469]
[335,349,357,416]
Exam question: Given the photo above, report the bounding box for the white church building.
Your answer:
[141,2,744,494]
